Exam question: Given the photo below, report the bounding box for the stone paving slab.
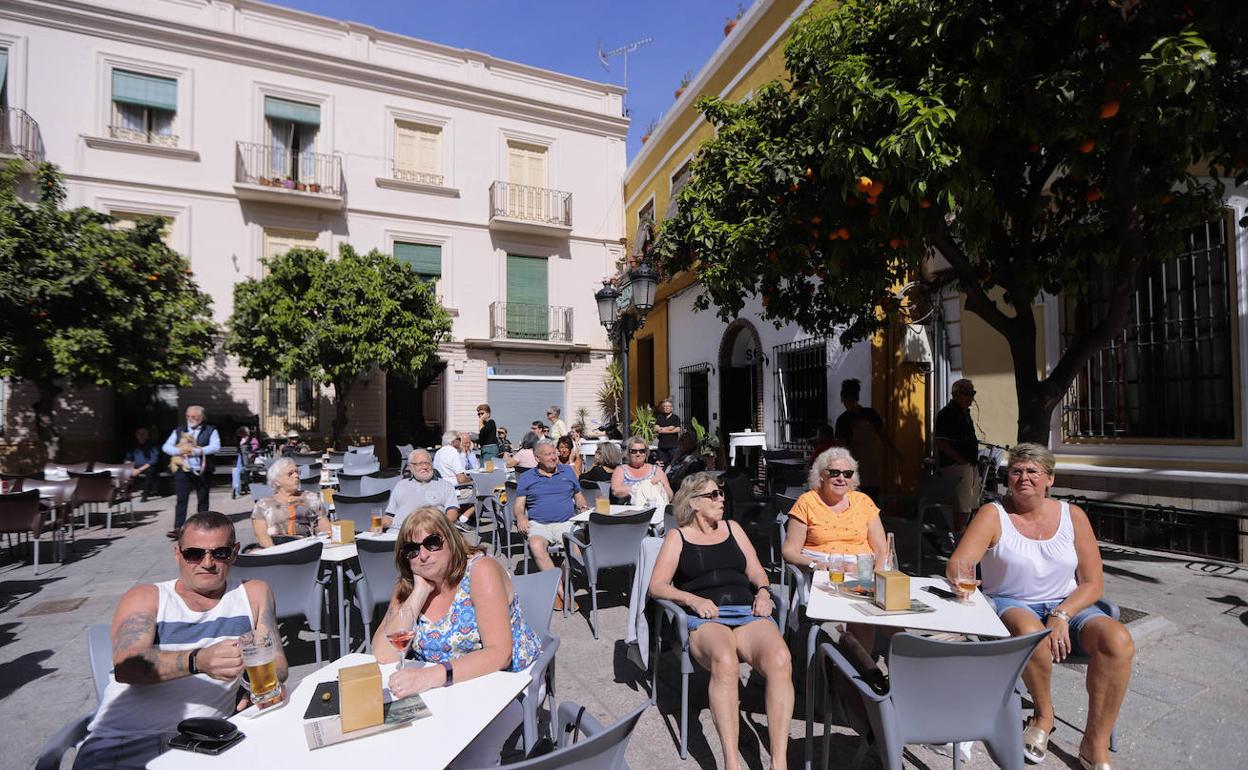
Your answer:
[1,488,1246,770]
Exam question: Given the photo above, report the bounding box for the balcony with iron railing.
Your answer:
[234,140,344,209]
[488,180,572,235]
[488,302,574,344]
[0,106,46,170]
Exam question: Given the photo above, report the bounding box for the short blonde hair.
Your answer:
[670,471,719,527]
[807,446,860,491]
[1007,442,1056,476]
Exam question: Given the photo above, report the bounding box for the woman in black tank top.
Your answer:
[649,472,794,770]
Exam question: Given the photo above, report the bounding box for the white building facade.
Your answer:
[0,0,627,462]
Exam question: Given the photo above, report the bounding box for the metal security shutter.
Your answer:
[487,378,563,440]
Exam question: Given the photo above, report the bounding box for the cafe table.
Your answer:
[148,653,530,769]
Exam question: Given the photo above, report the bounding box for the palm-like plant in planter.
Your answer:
[691,417,722,469]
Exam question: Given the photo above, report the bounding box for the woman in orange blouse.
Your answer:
[782,447,889,650]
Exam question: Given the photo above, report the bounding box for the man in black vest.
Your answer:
[161,405,221,538]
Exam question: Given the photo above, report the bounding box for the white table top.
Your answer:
[804,575,1009,638]
[250,533,395,563]
[571,504,661,525]
[148,653,529,770]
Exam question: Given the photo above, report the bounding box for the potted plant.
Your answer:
[296,182,308,192]
[640,119,657,145]
[630,405,657,445]
[691,417,722,470]
[675,71,692,100]
[308,182,322,193]
[724,3,745,36]
[281,178,295,190]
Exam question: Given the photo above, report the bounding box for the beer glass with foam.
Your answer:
[240,629,281,707]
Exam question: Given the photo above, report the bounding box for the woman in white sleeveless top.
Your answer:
[948,443,1133,770]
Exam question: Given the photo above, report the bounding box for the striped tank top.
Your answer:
[87,578,254,738]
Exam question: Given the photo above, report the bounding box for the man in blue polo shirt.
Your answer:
[515,439,587,610]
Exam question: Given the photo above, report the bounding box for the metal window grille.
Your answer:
[1061,216,1236,440]
[773,338,828,449]
[262,378,319,436]
[678,363,712,431]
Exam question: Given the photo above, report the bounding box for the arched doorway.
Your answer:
[718,320,764,436]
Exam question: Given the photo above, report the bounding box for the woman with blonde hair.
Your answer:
[250,456,331,549]
[373,506,542,766]
[649,472,793,770]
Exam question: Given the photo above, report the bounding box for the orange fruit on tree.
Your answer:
[837,227,850,240]
[810,215,822,225]
[148,274,159,281]
[1079,138,1096,154]
[1085,188,1102,202]
[868,180,884,197]
[827,230,840,241]
[866,195,878,205]
[788,183,799,193]
[805,167,815,180]
[855,176,873,193]
[889,237,902,249]
[919,197,932,209]
[1098,100,1120,119]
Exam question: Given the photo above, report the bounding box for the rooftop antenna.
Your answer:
[598,36,652,115]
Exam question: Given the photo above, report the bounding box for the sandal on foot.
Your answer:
[1022,722,1053,764]
[1078,755,1112,770]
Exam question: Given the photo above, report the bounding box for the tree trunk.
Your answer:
[331,380,352,450]
[32,379,62,464]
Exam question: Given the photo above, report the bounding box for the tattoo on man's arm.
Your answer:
[113,612,155,659]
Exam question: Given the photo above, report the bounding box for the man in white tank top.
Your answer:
[74,512,288,770]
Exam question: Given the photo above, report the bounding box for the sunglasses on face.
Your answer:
[693,488,724,500]
[822,469,855,480]
[628,448,648,455]
[180,546,235,563]
[400,533,445,560]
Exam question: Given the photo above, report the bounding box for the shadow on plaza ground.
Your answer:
[0,622,55,700]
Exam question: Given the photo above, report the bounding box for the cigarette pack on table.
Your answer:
[331,520,355,544]
[338,662,383,732]
[873,569,910,611]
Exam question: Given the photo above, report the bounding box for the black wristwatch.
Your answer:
[187,648,199,676]
[752,584,770,596]
[441,660,454,687]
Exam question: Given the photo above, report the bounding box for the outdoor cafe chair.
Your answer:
[347,444,375,456]
[231,540,331,664]
[0,490,63,574]
[332,491,389,532]
[291,452,321,467]
[772,493,799,588]
[359,473,400,497]
[645,539,787,759]
[44,461,92,476]
[70,470,126,530]
[36,624,112,770]
[346,536,400,654]
[337,472,365,497]
[250,482,273,501]
[512,568,563,751]
[563,509,654,639]
[26,478,80,545]
[814,630,1050,770]
[395,443,415,466]
[342,455,381,476]
[327,450,347,465]
[467,699,649,770]
[471,468,507,545]
[298,462,322,496]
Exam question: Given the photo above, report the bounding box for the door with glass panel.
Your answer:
[264,97,320,187]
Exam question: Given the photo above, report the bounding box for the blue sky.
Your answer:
[271,0,746,160]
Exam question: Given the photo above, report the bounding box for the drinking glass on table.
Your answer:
[950,559,979,604]
[386,605,416,669]
[239,629,282,707]
[370,507,383,534]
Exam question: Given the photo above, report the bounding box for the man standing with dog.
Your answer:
[162,405,220,538]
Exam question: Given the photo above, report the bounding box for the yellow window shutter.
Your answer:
[394,122,419,172]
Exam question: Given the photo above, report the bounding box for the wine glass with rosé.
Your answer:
[385,605,416,669]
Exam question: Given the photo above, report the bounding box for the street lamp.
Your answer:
[595,259,661,436]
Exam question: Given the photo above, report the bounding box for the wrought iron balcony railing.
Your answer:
[489,180,572,227]
[488,302,574,343]
[235,140,343,196]
[0,107,45,164]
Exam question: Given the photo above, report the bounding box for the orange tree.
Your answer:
[655,0,1247,443]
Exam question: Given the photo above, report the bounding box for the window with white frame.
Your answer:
[263,96,321,186]
[393,121,442,185]
[110,69,178,147]
[108,210,175,247]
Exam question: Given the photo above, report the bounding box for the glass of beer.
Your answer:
[370,507,383,534]
[827,554,845,584]
[952,559,978,604]
[240,629,281,707]
[485,459,495,472]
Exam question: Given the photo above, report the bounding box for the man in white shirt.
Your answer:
[384,449,459,529]
[433,431,476,520]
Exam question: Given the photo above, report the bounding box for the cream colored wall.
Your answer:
[957,290,1045,447]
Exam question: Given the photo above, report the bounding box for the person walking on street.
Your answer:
[935,378,980,536]
[162,405,220,538]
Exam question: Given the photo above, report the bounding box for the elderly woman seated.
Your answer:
[374,506,542,767]
[250,456,331,549]
[949,443,1133,770]
[649,472,793,770]
[611,435,674,506]
[781,446,888,650]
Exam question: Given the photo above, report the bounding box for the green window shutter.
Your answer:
[112,70,177,111]
[0,49,8,96]
[264,96,320,126]
[394,242,441,278]
[506,255,548,339]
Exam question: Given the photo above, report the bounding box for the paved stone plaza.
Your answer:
[1,490,1245,770]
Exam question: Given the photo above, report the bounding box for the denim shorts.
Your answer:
[686,604,769,632]
[988,596,1111,656]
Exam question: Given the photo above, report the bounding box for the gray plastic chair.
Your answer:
[337,472,365,497]
[348,444,375,456]
[231,540,330,664]
[346,537,400,653]
[342,457,381,476]
[36,624,112,770]
[471,468,507,546]
[360,474,400,497]
[333,491,390,531]
[395,444,415,466]
[564,509,654,639]
[250,482,273,501]
[327,450,347,465]
[291,452,321,466]
[466,699,649,770]
[772,493,799,587]
[298,463,322,496]
[816,630,1050,770]
[646,531,788,759]
[579,483,600,511]
[512,568,564,751]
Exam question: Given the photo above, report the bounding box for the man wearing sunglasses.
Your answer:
[76,512,287,769]
[514,439,588,610]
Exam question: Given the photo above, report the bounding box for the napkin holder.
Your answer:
[594,497,610,514]
[873,569,910,611]
[331,520,355,544]
[338,662,383,732]
[485,460,495,472]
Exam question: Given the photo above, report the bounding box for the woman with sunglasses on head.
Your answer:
[781,447,888,651]
[373,506,542,765]
[649,472,793,770]
[611,435,674,506]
